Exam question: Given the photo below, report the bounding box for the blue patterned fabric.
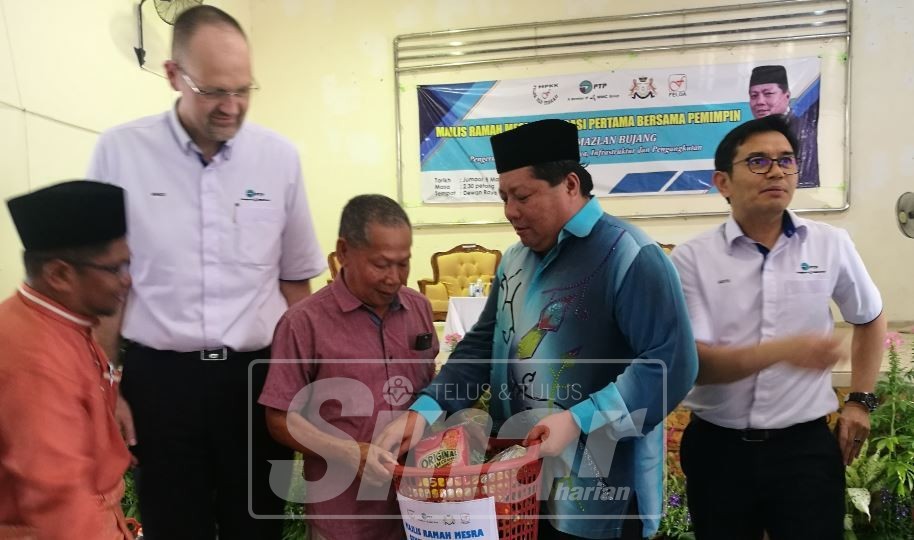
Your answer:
[415,198,697,538]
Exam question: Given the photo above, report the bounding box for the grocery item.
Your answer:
[415,426,471,469]
[486,444,528,463]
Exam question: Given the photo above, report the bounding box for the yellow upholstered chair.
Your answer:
[327,251,341,283]
[658,242,675,255]
[418,244,502,321]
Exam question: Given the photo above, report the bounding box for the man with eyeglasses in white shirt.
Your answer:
[87,5,325,540]
[670,115,885,539]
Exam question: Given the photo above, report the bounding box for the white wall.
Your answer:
[0,1,912,322]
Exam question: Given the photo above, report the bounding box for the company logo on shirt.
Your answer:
[797,261,826,274]
[242,189,271,202]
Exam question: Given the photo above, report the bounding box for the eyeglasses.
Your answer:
[178,66,258,100]
[65,259,131,277]
[733,155,799,175]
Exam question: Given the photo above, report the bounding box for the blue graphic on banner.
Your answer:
[611,172,676,194]
[609,170,716,194]
[416,58,821,201]
[418,82,495,161]
[792,77,819,117]
[421,104,747,172]
[785,77,820,189]
[666,170,715,192]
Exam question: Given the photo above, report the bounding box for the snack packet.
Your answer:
[486,444,527,463]
[415,426,471,469]
[440,410,491,464]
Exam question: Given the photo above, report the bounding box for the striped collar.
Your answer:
[18,284,94,327]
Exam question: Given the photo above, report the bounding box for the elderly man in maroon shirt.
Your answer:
[259,194,438,540]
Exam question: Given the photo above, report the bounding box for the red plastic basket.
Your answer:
[390,440,543,540]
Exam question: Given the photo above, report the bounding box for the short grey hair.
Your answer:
[338,195,410,247]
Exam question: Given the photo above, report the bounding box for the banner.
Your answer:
[418,57,820,203]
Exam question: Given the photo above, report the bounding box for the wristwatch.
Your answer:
[845,392,878,412]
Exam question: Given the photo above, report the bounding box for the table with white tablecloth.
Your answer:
[443,296,488,337]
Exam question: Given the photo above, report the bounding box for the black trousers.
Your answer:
[538,494,644,539]
[680,415,844,540]
[121,345,293,540]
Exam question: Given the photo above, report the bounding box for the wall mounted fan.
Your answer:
[898,192,914,239]
[134,0,204,67]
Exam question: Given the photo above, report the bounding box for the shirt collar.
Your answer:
[557,197,602,244]
[167,102,238,161]
[330,269,407,314]
[17,284,95,328]
[723,209,807,254]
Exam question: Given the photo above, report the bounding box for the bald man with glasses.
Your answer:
[87,5,324,540]
[670,115,885,539]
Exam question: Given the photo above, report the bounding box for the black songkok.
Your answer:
[7,180,126,251]
[750,65,789,88]
[490,119,580,174]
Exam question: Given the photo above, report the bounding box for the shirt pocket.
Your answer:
[234,205,284,266]
[406,329,438,362]
[779,277,832,331]
[408,347,438,362]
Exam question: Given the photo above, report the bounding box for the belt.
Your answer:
[690,414,827,443]
[126,341,268,362]
[200,346,231,361]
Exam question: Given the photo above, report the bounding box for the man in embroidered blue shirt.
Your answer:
[378,119,698,539]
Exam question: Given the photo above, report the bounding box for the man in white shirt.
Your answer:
[87,6,325,539]
[670,115,885,539]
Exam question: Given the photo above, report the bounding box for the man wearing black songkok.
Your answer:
[748,64,820,188]
[0,180,135,539]
[378,119,698,539]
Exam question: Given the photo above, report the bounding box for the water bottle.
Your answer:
[474,278,484,297]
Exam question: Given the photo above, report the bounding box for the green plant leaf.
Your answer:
[847,488,871,520]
